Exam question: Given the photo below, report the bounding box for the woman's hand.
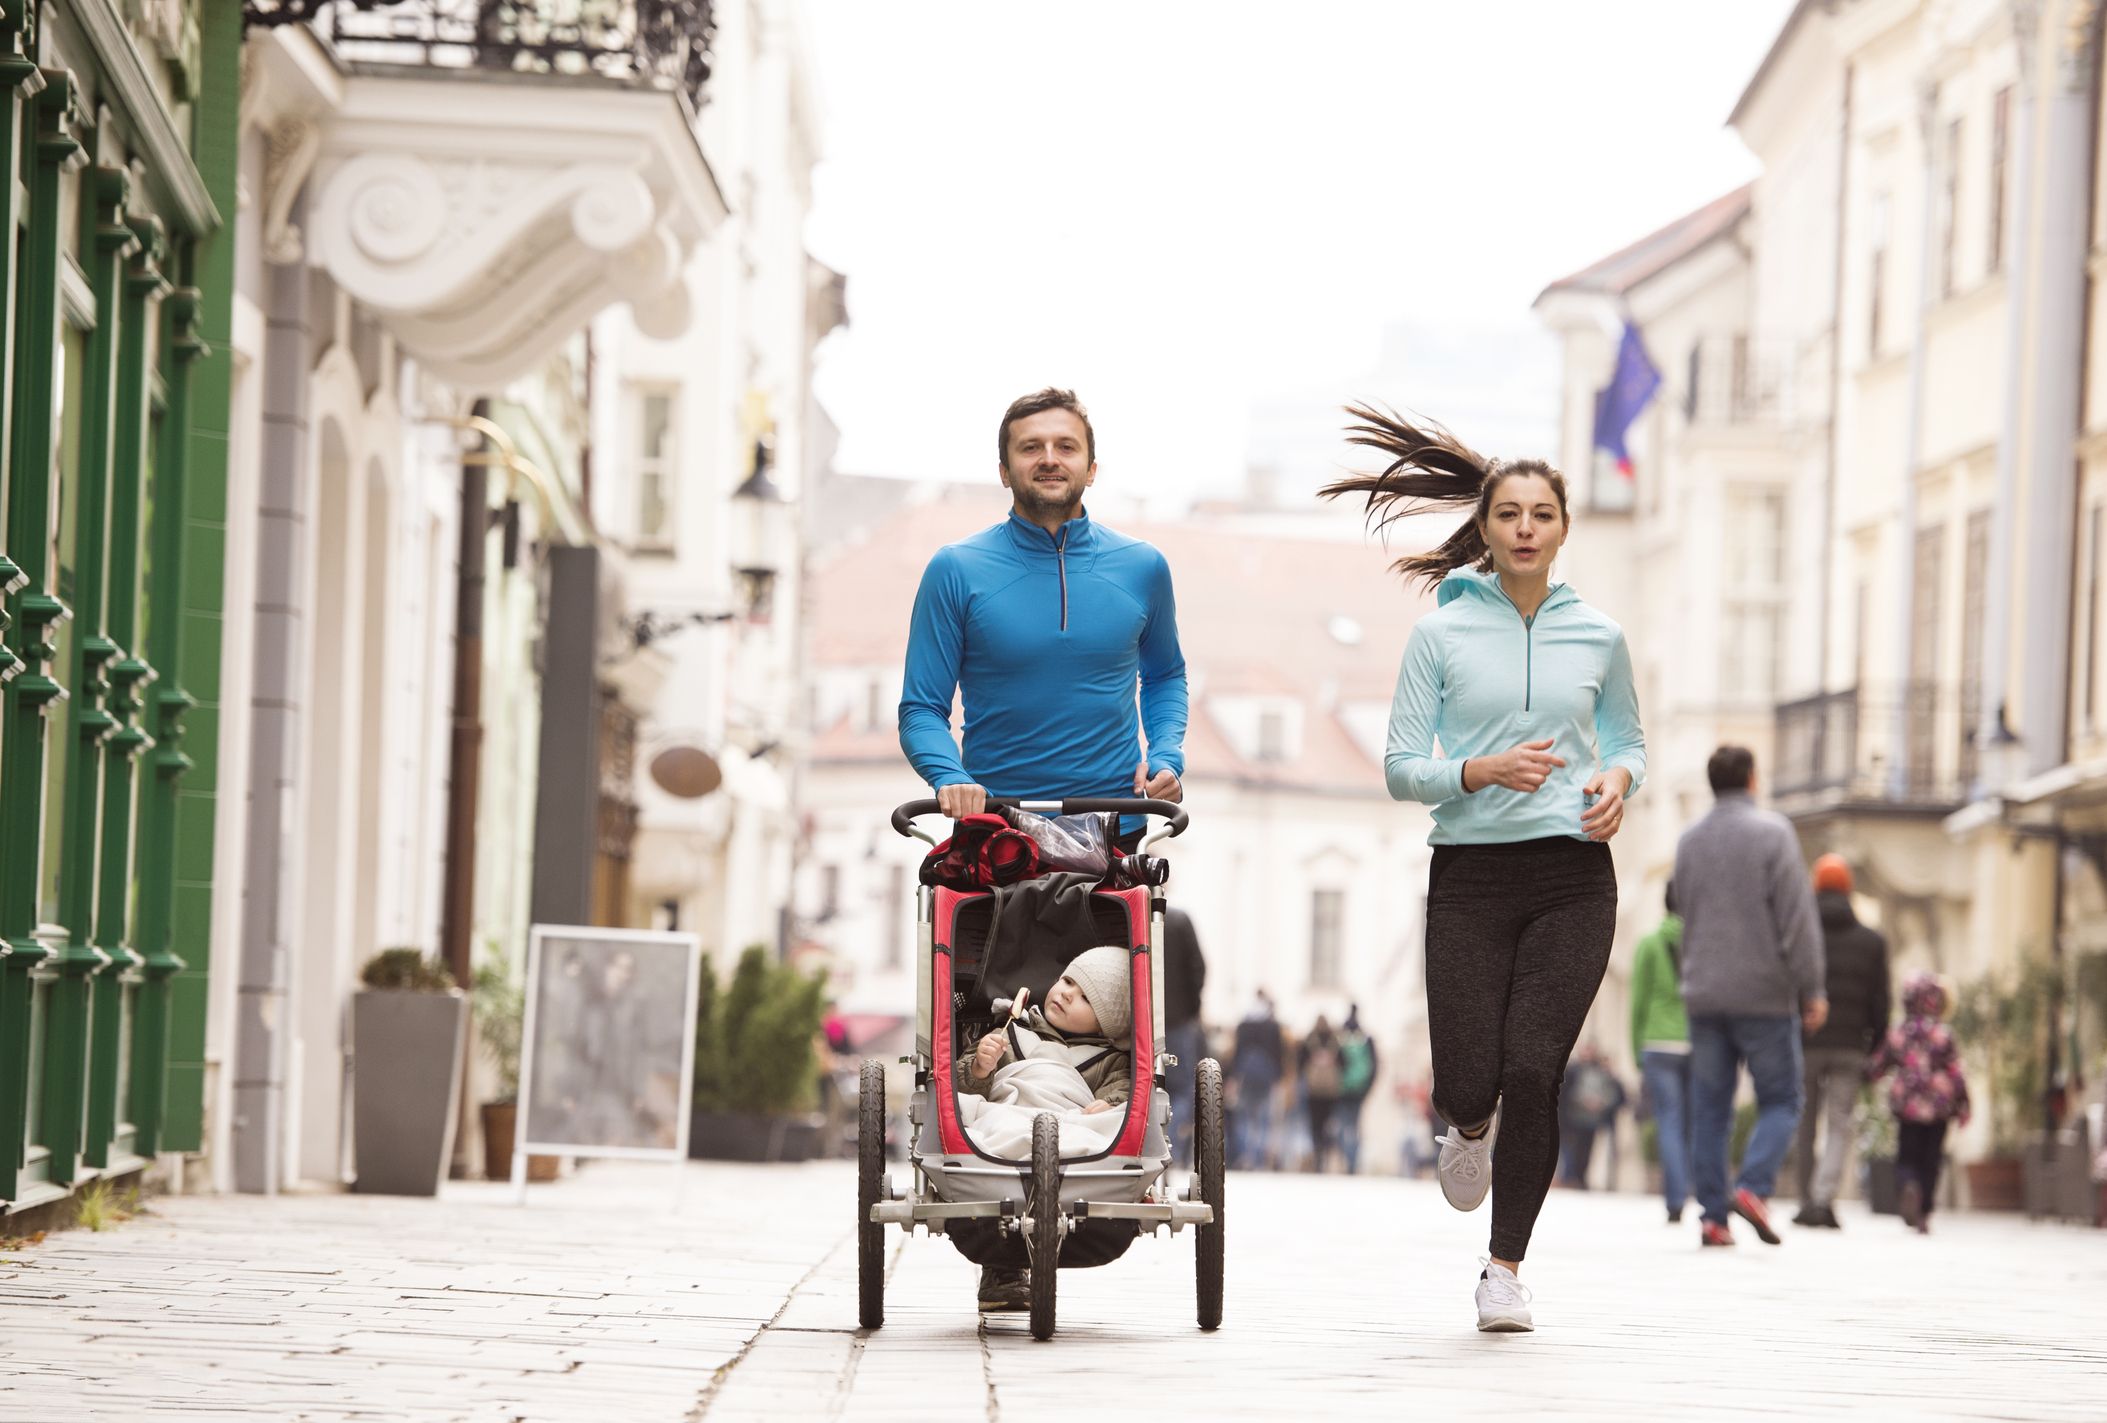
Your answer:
[1082,1099,1115,1115]
[1464,739,1566,794]
[972,1031,1005,1076]
[1579,767,1631,841]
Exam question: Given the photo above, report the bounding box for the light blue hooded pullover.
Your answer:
[1386,568,1645,845]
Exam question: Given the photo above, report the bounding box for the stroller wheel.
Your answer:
[857,1059,886,1330]
[1194,1057,1225,1330]
[1029,1112,1060,1341]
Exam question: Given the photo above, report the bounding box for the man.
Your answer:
[1791,854,1890,1229]
[1163,907,1207,1169]
[1628,881,1693,1222]
[899,386,1188,1313]
[1673,745,1825,1248]
[1335,1005,1379,1174]
[1230,990,1286,1169]
[1556,1044,1626,1190]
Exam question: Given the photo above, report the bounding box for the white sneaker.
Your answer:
[1434,1112,1497,1212]
[1475,1259,1533,1333]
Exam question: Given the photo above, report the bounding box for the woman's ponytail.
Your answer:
[1320,404,1563,592]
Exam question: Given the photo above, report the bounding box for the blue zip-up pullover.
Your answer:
[1386,568,1645,845]
[900,510,1188,807]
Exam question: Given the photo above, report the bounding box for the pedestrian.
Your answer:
[1866,972,1970,1233]
[1323,407,1646,1332]
[1792,854,1890,1230]
[1335,1005,1380,1174]
[1163,907,1208,1169]
[898,386,1189,1314]
[1231,990,1286,1169]
[1673,745,1826,1249]
[1299,1016,1345,1173]
[1628,880,1694,1222]
[1556,1045,1626,1189]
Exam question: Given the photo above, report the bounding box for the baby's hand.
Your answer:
[1081,1099,1114,1115]
[973,1031,1005,1076]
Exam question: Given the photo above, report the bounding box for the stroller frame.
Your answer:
[860,797,1225,1341]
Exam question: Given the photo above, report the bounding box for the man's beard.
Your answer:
[1012,474,1083,520]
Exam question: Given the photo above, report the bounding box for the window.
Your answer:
[633,388,676,553]
[885,866,907,970]
[1960,512,1988,780]
[1938,118,1964,297]
[819,864,840,920]
[1868,192,1891,357]
[1988,87,2011,274]
[2087,504,2104,729]
[1907,526,1944,794]
[1256,708,1287,763]
[1310,889,1344,990]
[1720,487,1787,704]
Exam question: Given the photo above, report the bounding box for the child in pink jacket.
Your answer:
[1866,972,1970,1233]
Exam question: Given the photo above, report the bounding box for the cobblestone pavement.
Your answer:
[2,1160,2103,1421]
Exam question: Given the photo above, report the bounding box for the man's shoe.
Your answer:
[1435,1111,1497,1213]
[1792,1205,1818,1227]
[976,1265,1031,1312]
[1899,1181,1924,1232]
[1700,1219,1735,1247]
[1731,1187,1781,1245]
[1816,1205,1842,1230]
[1474,1259,1533,1332]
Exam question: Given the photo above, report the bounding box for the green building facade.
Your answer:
[0,0,235,1213]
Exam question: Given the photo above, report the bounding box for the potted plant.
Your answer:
[352,947,468,1196]
[689,945,828,1162]
[470,941,557,1182]
[1953,960,2053,1212]
[1855,1088,1899,1215]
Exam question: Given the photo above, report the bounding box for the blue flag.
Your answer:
[1592,321,1661,479]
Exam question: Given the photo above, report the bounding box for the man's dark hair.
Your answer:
[998,387,1095,470]
[1663,878,1678,916]
[1707,745,1756,794]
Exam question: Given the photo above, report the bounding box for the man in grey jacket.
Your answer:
[1672,746,1826,1248]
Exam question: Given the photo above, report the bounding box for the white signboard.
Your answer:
[515,925,700,1191]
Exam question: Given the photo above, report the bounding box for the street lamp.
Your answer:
[730,433,787,624]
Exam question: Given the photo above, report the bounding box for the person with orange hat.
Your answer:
[1791,853,1891,1229]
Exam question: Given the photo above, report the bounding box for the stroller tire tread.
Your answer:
[1195,1056,1225,1331]
[857,1059,886,1330]
[1029,1112,1060,1341]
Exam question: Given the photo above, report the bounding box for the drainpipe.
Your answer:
[1818,60,1854,696]
[1888,78,1942,801]
[1978,2,2043,789]
[439,404,490,998]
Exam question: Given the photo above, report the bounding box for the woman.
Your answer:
[1323,407,1645,1333]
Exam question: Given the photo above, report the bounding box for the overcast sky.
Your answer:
[803,1,1798,510]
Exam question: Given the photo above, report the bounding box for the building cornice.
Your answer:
[71,0,218,234]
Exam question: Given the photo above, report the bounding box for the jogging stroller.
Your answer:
[860,796,1224,1341]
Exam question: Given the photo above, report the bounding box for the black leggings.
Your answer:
[1896,1119,1948,1216]
[1425,837,1618,1261]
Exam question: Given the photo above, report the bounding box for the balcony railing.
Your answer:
[1773,682,1981,809]
[243,0,717,110]
[1682,334,1798,428]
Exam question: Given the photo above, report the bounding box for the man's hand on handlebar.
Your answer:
[937,782,989,818]
[1134,761,1183,804]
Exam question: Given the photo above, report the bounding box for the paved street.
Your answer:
[2,1159,2103,1421]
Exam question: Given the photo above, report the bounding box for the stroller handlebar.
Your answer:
[890,796,1189,839]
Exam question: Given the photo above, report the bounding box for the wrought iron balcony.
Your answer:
[1681,334,1800,428]
[1772,682,1981,811]
[242,0,716,110]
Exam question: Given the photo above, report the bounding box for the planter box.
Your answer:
[352,990,468,1196]
[1863,1156,1899,1216]
[688,1108,823,1163]
[1965,1155,2024,1212]
[479,1102,559,1183]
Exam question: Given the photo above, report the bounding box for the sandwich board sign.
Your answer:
[514,925,701,1196]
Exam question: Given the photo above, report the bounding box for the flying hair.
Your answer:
[1318,403,1568,592]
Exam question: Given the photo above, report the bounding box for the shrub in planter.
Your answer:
[470,941,555,1182]
[689,945,827,1161]
[1856,1092,1899,1214]
[353,947,467,1196]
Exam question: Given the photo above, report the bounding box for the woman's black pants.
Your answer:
[1425,837,1618,1262]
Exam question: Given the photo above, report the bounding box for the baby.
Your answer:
[956,945,1133,1114]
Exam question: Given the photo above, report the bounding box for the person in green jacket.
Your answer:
[1629,881,1692,1223]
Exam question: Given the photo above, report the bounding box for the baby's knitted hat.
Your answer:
[1063,946,1132,1042]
